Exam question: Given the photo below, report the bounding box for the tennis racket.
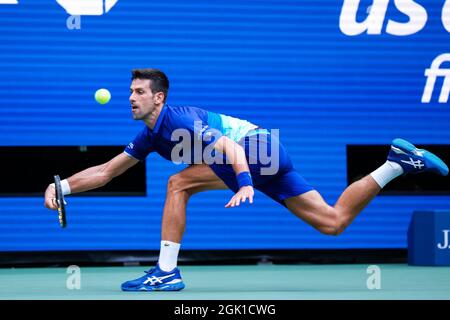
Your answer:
[54,175,67,228]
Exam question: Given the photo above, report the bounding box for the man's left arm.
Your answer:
[213,136,254,208]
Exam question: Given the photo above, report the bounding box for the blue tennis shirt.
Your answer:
[123,104,315,203]
[124,104,258,163]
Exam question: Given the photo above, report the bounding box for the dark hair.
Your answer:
[131,68,169,102]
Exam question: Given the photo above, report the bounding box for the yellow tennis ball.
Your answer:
[95,88,111,104]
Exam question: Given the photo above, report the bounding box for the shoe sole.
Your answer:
[392,138,449,176]
[122,282,185,292]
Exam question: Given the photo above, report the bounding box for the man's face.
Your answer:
[129,79,163,120]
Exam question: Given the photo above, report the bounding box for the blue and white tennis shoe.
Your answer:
[388,138,448,176]
[121,264,185,291]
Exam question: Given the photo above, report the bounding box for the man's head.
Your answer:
[129,68,169,121]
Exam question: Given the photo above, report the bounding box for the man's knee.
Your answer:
[320,225,345,236]
[318,207,347,236]
[167,174,190,196]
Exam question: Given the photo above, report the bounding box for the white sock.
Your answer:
[370,161,404,188]
[158,240,181,272]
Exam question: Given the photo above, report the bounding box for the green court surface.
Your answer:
[0,264,449,300]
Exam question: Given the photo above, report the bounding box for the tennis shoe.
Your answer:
[388,138,448,176]
[121,264,185,291]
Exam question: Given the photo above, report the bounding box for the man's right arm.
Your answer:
[44,153,139,210]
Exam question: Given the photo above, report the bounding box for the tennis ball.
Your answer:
[95,88,111,104]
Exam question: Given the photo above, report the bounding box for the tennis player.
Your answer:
[44,69,449,292]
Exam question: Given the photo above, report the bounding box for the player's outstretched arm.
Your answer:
[213,136,254,208]
[44,153,139,210]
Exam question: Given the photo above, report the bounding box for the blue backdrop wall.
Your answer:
[0,0,449,251]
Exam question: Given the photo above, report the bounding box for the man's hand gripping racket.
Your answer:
[54,175,67,228]
[44,175,67,228]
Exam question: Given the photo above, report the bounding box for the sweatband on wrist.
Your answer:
[236,172,253,188]
[60,179,71,195]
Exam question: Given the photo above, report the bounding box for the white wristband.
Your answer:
[60,179,71,195]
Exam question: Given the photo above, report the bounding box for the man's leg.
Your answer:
[121,164,227,291]
[284,175,381,236]
[161,164,228,242]
[284,138,448,236]
[158,164,227,272]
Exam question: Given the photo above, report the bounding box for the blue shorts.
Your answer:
[209,131,315,206]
